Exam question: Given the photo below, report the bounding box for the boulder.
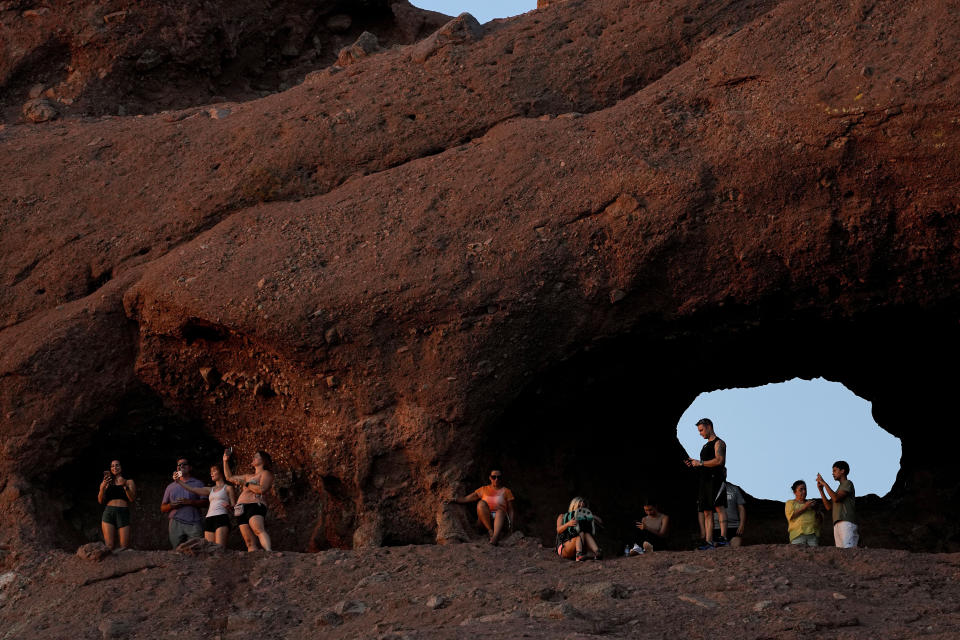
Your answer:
[77,542,112,562]
[21,98,58,123]
[336,31,381,67]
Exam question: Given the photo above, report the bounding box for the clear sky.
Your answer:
[408,2,902,503]
[411,1,536,24]
[677,378,901,500]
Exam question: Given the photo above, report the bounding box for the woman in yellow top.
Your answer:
[785,480,820,546]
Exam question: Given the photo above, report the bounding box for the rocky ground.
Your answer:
[3,0,960,632]
[1,538,958,639]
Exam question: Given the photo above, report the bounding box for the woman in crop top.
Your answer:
[98,459,137,550]
[224,448,274,552]
[176,463,237,546]
[451,469,515,545]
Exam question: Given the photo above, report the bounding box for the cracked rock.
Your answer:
[22,99,59,123]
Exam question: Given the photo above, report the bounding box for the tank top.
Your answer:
[207,484,231,517]
[239,474,264,504]
[105,483,129,502]
[700,438,726,478]
[479,486,512,514]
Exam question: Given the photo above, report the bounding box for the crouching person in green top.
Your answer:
[556,497,603,562]
[785,480,820,546]
[817,461,858,548]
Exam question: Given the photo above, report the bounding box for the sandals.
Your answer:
[575,548,602,562]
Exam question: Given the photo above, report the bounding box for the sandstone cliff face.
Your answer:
[2,0,959,554]
[0,0,448,120]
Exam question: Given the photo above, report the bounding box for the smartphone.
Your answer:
[103,470,113,480]
[174,470,182,480]
[225,446,233,457]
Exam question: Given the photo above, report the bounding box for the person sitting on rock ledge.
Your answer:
[450,469,515,545]
[98,459,136,551]
[556,496,602,561]
[631,500,670,554]
[224,449,274,552]
[711,481,747,548]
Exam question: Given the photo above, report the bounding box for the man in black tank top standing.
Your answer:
[684,418,729,548]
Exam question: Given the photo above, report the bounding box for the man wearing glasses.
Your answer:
[451,469,516,545]
[160,457,207,548]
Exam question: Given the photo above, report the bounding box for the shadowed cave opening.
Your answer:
[50,386,227,551]
[476,305,960,553]
[50,383,322,552]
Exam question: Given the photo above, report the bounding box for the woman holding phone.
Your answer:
[175,463,237,546]
[98,459,136,550]
[224,448,274,551]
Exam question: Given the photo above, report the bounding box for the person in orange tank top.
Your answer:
[451,469,515,545]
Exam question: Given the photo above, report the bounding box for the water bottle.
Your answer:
[624,545,630,557]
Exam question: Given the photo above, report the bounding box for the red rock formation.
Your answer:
[1,0,959,553]
[0,0,449,119]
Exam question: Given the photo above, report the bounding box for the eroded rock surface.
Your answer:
[0,0,449,120]
[1,0,959,555]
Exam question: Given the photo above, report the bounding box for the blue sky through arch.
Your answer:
[677,378,901,501]
[408,3,900,505]
[411,1,537,24]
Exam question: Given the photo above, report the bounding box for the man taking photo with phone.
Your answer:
[161,457,207,548]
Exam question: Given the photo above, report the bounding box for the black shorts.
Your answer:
[203,514,231,533]
[698,474,727,511]
[236,503,267,526]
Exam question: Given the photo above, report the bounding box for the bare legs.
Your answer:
[559,533,599,560]
[102,521,116,550]
[580,532,599,557]
[702,511,714,544]
[239,525,256,551]
[476,501,508,545]
[244,515,272,551]
[102,523,131,550]
[117,526,131,549]
[717,508,728,539]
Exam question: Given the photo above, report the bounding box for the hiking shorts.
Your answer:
[698,474,727,511]
[101,506,130,528]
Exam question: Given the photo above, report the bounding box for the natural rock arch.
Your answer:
[1,0,959,554]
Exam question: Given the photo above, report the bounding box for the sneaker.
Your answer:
[696,540,715,550]
[714,536,729,547]
[642,541,654,553]
[628,544,644,556]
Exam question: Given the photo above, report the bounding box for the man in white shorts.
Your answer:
[817,460,858,548]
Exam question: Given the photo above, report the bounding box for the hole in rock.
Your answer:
[474,308,956,552]
[676,378,901,502]
[411,1,536,24]
[180,318,230,343]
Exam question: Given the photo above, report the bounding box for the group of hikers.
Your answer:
[452,418,859,560]
[97,418,859,556]
[98,448,275,552]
